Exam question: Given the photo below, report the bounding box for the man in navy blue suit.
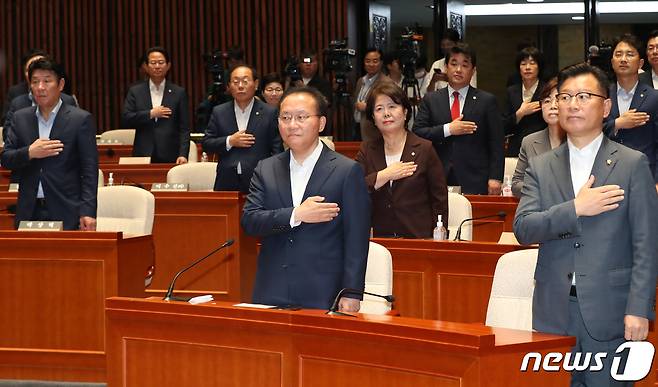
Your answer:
[1,58,98,231]
[604,34,658,189]
[203,65,282,192]
[241,87,370,311]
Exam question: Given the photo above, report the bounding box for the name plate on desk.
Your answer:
[18,220,63,231]
[151,183,188,192]
[119,157,151,164]
[8,183,19,192]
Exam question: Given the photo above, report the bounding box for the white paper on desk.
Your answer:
[233,303,277,309]
[189,295,214,304]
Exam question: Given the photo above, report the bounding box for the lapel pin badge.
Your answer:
[473,96,477,100]
[411,151,416,156]
[641,94,644,98]
[255,111,260,116]
[606,159,612,166]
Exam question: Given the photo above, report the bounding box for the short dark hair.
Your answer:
[260,72,284,90]
[557,62,610,97]
[445,42,477,67]
[443,28,461,43]
[279,86,328,117]
[382,50,400,68]
[21,49,48,70]
[227,45,244,61]
[612,33,643,55]
[365,83,413,128]
[538,77,558,102]
[364,47,383,59]
[300,48,317,60]
[648,30,658,42]
[229,64,259,81]
[28,58,64,81]
[145,46,170,63]
[515,47,544,76]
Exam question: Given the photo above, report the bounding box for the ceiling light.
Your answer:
[465,1,658,16]
[527,0,544,3]
[572,16,585,20]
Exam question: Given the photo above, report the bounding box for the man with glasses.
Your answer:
[122,47,190,164]
[515,62,657,387]
[604,34,658,188]
[242,86,370,311]
[639,30,658,89]
[203,65,282,192]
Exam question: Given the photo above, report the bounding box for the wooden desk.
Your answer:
[106,297,574,387]
[98,163,173,187]
[149,191,258,302]
[97,144,133,163]
[0,232,154,383]
[334,141,361,159]
[464,195,519,242]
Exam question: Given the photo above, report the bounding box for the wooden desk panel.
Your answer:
[0,232,154,383]
[106,297,574,387]
[464,195,519,242]
[334,141,361,159]
[97,144,133,163]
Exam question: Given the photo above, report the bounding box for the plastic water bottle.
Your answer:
[201,152,208,162]
[433,215,447,241]
[108,172,114,186]
[502,175,513,197]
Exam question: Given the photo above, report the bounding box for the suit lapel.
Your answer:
[531,130,551,156]
[590,137,618,186]
[47,103,72,140]
[141,81,154,110]
[438,88,452,121]
[246,99,263,134]
[461,87,477,119]
[274,151,293,207]
[549,143,575,200]
[609,85,620,119]
[392,134,421,194]
[629,83,649,112]
[160,80,174,108]
[302,145,337,199]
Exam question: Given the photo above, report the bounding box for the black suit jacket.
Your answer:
[412,87,505,194]
[1,104,98,230]
[202,99,282,192]
[241,144,371,309]
[639,70,654,88]
[502,82,546,156]
[603,82,658,182]
[307,74,333,105]
[121,80,190,163]
[1,82,29,123]
[3,92,77,143]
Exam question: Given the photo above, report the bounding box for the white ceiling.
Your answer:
[376,0,658,27]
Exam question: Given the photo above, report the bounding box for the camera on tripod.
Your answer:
[324,39,356,75]
[202,49,229,102]
[398,26,423,81]
[284,55,302,83]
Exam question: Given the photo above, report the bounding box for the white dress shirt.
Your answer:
[289,140,324,227]
[522,80,539,103]
[149,79,165,122]
[442,84,470,138]
[567,132,604,286]
[616,81,638,115]
[35,98,64,198]
[652,69,658,89]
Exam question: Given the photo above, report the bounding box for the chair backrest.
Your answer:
[98,169,104,187]
[99,129,136,145]
[188,140,198,162]
[96,186,155,236]
[360,242,393,314]
[319,136,335,151]
[166,162,218,191]
[504,157,518,178]
[485,248,538,331]
[448,192,472,241]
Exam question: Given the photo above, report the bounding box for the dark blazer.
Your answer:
[121,80,190,163]
[241,144,371,309]
[603,82,658,182]
[307,74,333,106]
[1,104,99,230]
[3,92,77,144]
[512,128,552,197]
[639,70,654,88]
[202,99,282,193]
[514,137,658,341]
[356,132,448,238]
[502,82,546,157]
[412,87,505,194]
[1,82,29,123]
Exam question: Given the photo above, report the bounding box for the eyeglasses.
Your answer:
[555,92,607,105]
[265,87,283,93]
[278,114,320,124]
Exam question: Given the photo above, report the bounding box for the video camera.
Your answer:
[284,55,302,83]
[202,49,230,102]
[397,25,423,80]
[324,39,356,75]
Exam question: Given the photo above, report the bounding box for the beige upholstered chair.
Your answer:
[485,249,538,331]
[359,242,393,315]
[99,129,136,145]
[98,169,104,187]
[504,157,518,178]
[96,186,155,236]
[187,141,199,162]
[319,136,335,151]
[448,192,472,241]
[166,162,218,191]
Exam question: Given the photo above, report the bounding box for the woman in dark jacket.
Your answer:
[356,83,448,238]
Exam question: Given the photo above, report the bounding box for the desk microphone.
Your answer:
[163,239,234,301]
[453,211,506,241]
[119,176,146,190]
[326,288,395,317]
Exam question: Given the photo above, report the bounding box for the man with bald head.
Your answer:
[203,65,282,192]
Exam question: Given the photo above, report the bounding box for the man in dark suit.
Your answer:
[514,63,657,386]
[1,58,98,231]
[122,46,190,164]
[639,30,658,89]
[2,49,47,123]
[413,43,504,195]
[241,86,370,311]
[203,65,282,193]
[603,34,658,188]
[4,91,77,144]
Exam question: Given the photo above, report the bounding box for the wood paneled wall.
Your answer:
[0,0,348,132]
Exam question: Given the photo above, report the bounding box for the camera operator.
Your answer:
[353,48,393,141]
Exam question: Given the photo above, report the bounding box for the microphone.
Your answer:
[163,239,234,301]
[453,211,506,241]
[119,176,146,190]
[326,288,395,316]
